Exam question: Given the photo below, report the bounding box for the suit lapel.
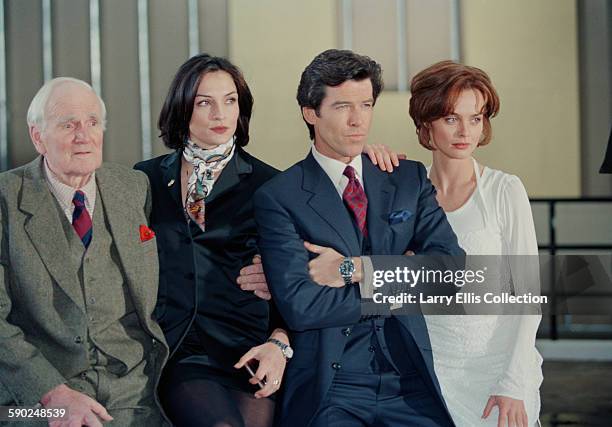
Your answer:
[206,147,253,204]
[95,167,154,326]
[302,154,360,255]
[161,151,183,209]
[362,157,395,254]
[20,157,85,311]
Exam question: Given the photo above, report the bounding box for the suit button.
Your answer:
[331,362,341,370]
[74,336,83,344]
[341,328,351,336]
[185,272,195,280]
[152,338,157,347]
[368,346,376,353]
[80,372,87,380]
[375,326,382,332]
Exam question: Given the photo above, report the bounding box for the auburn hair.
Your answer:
[409,60,500,150]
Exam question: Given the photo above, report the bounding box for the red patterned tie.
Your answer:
[342,166,368,237]
[72,190,93,248]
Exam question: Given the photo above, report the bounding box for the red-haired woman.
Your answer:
[410,61,543,427]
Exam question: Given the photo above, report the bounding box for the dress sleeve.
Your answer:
[498,174,538,257]
[490,175,544,400]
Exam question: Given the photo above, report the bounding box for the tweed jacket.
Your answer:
[0,156,168,406]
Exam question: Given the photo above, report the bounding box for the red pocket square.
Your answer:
[139,224,155,242]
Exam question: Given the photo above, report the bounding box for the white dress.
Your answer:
[425,159,543,426]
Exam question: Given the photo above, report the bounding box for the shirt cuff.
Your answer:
[360,256,403,311]
[359,256,374,299]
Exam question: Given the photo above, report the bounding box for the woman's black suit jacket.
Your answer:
[135,147,281,366]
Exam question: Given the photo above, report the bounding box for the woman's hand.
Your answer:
[362,143,407,172]
[482,395,529,427]
[234,329,289,398]
[237,255,271,300]
[304,241,362,287]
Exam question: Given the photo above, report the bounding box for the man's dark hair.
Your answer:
[296,49,384,140]
[158,53,253,150]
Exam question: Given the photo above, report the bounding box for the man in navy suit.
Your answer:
[253,49,463,427]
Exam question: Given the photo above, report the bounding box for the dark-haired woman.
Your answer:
[134,55,287,427]
[135,54,398,427]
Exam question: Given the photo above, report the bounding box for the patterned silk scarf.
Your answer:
[183,137,236,231]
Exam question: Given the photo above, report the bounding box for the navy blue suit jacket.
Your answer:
[253,153,463,425]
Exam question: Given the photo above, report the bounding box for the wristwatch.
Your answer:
[267,338,294,360]
[339,257,355,286]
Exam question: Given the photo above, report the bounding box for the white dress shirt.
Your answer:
[311,144,364,198]
[43,159,96,224]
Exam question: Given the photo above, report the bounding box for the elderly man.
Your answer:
[0,78,168,426]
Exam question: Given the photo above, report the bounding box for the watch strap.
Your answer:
[266,338,291,359]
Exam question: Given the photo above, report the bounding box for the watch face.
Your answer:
[284,347,294,359]
[339,259,355,277]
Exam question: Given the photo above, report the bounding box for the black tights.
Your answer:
[161,378,275,427]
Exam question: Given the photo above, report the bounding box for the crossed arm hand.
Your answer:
[303,242,362,287]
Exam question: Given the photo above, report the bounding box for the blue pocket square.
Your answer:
[388,209,413,225]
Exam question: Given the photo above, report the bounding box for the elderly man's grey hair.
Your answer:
[26,77,107,131]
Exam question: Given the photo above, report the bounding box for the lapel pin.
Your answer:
[167,179,175,187]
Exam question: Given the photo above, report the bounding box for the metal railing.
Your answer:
[531,197,612,340]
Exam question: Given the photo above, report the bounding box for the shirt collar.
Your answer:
[311,144,363,196]
[43,158,97,218]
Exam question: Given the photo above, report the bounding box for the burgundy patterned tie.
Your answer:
[72,190,92,248]
[342,166,368,237]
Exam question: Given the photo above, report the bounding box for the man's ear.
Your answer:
[29,125,46,156]
[302,107,318,126]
